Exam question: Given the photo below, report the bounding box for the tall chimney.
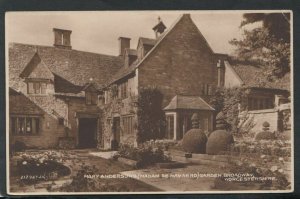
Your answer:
[53,28,72,49]
[217,59,225,87]
[118,37,131,56]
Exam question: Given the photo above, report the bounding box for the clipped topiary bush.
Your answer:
[206,130,234,155]
[182,129,207,153]
[255,131,276,140]
[182,113,207,154]
[255,121,276,140]
[206,112,234,155]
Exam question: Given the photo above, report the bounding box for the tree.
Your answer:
[137,87,166,143]
[230,13,290,79]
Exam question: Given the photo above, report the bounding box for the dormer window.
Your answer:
[86,91,97,105]
[27,80,49,95]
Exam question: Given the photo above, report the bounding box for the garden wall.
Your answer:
[240,109,279,133]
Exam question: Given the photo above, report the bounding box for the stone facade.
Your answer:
[138,14,218,107]
[9,92,67,148]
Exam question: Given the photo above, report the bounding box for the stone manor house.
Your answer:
[9,14,290,149]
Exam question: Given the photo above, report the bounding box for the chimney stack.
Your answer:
[53,28,72,49]
[118,37,131,56]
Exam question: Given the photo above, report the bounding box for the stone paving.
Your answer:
[120,163,225,191]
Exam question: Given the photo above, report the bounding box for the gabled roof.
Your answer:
[138,37,157,46]
[164,95,215,111]
[9,88,44,115]
[9,43,124,92]
[226,59,290,91]
[20,52,54,80]
[107,14,214,86]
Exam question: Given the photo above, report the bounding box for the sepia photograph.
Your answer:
[6,10,293,194]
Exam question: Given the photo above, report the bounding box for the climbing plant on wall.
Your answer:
[137,87,166,143]
[209,86,248,134]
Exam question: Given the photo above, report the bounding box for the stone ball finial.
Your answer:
[262,121,270,131]
[255,121,275,141]
[191,113,200,129]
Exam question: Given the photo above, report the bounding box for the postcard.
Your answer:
[6,10,293,195]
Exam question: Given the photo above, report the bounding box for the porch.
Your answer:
[164,95,215,140]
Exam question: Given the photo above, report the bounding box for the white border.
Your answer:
[5,10,294,195]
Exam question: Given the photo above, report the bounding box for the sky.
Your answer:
[5,11,260,56]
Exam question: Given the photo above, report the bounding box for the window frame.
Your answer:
[10,115,41,136]
[26,80,49,95]
[121,115,134,135]
[85,91,98,105]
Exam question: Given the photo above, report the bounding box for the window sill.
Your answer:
[13,134,41,137]
[27,94,48,96]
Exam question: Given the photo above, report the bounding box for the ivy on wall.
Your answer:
[209,86,248,134]
[137,87,166,143]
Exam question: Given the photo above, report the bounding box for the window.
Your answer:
[118,81,128,99]
[11,116,40,135]
[202,84,212,95]
[86,91,97,105]
[248,97,274,110]
[27,82,47,94]
[58,118,64,125]
[121,115,134,134]
[166,114,174,139]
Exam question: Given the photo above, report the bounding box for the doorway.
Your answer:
[78,118,97,148]
[112,117,121,149]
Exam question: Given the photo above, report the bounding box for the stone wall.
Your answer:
[101,96,138,149]
[138,14,218,107]
[67,97,101,147]
[240,109,279,133]
[9,94,66,149]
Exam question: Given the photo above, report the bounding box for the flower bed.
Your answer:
[118,143,171,168]
[12,151,71,185]
[226,140,291,157]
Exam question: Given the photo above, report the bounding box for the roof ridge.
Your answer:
[9,42,121,58]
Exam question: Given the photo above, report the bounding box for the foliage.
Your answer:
[208,87,225,114]
[230,13,290,79]
[228,140,291,157]
[209,86,247,134]
[118,143,171,168]
[110,84,119,99]
[215,161,290,190]
[60,164,130,192]
[241,13,290,42]
[255,131,276,141]
[137,87,166,143]
[182,129,207,154]
[206,130,234,155]
[15,152,71,184]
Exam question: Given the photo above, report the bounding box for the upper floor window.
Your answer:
[86,91,97,105]
[27,81,48,94]
[118,81,128,99]
[202,84,213,96]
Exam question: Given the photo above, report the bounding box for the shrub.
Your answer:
[206,130,234,155]
[182,129,207,153]
[13,141,27,152]
[137,87,165,143]
[255,131,276,141]
[119,143,170,167]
